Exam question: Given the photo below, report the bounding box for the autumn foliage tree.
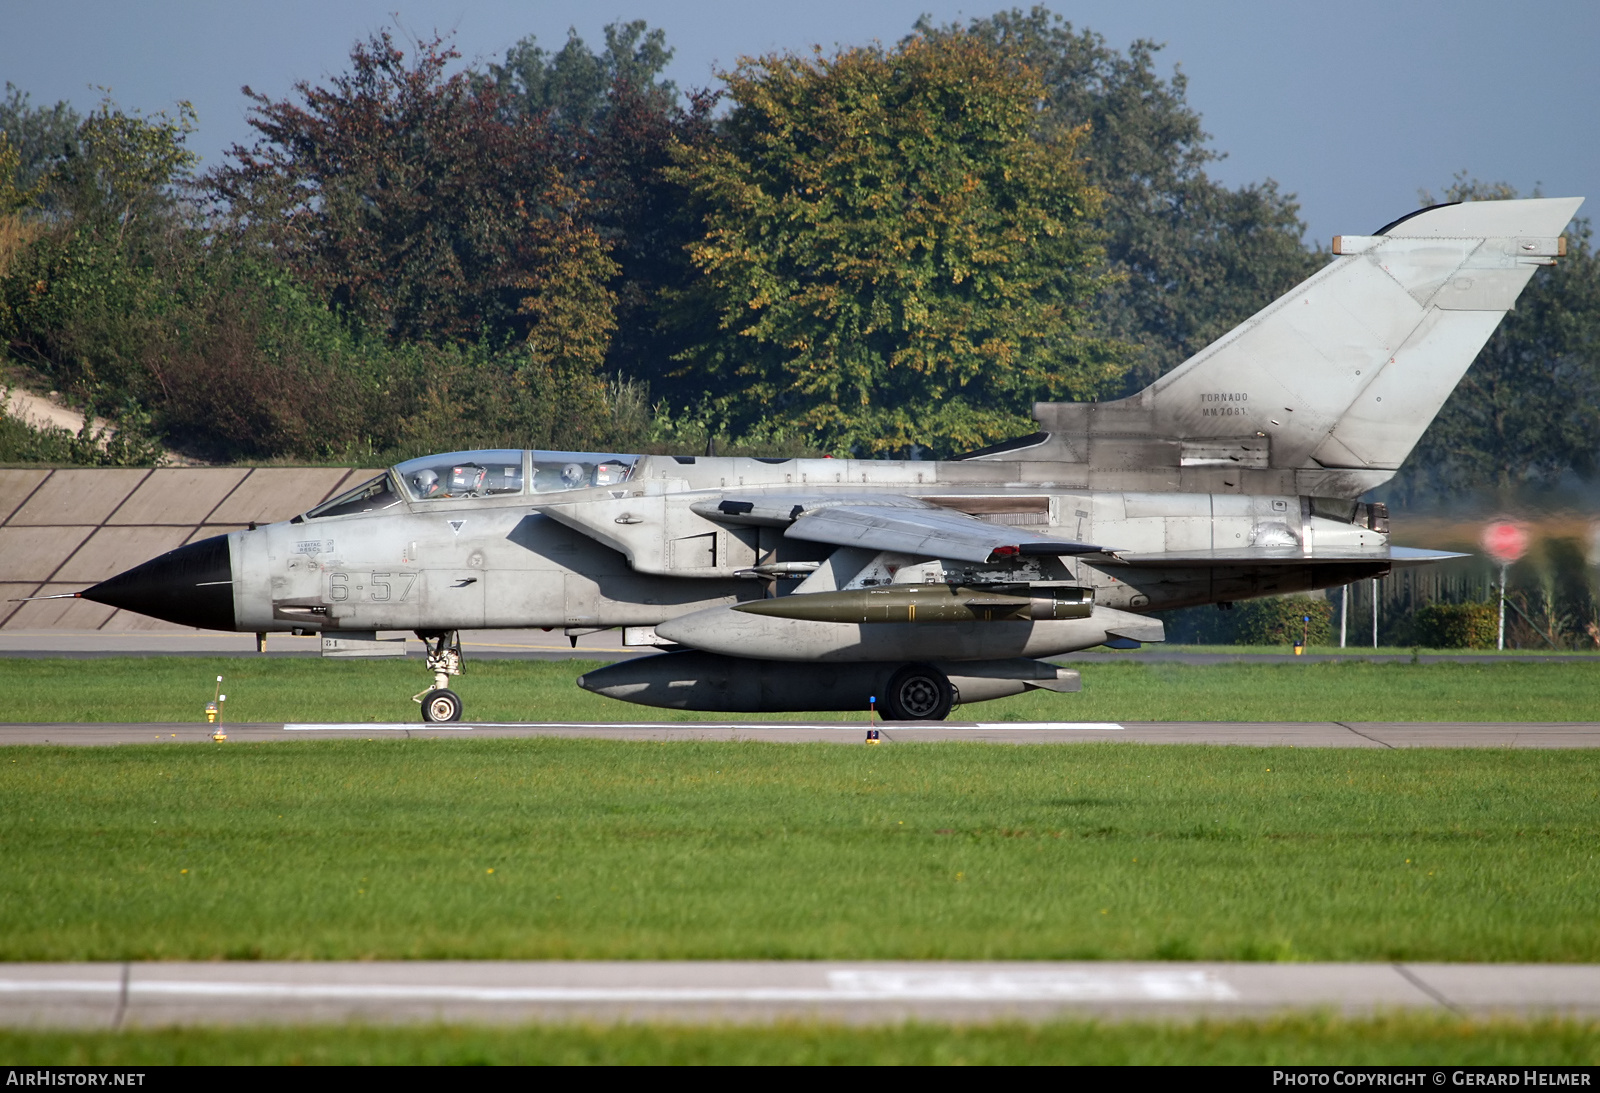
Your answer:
[212,32,616,353]
[669,31,1122,456]
[198,33,630,456]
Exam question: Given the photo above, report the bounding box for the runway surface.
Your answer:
[2,961,1596,1026]
[5,720,1600,746]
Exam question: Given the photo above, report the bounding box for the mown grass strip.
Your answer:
[2,1015,1597,1065]
[3,656,1599,723]
[2,740,1596,962]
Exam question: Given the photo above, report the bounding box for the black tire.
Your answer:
[421,688,463,723]
[883,664,953,722]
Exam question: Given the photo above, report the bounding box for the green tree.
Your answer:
[0,83,80,196]
[51,95,197,246]
[1398,179,1600,499]
[0,134,44,216]
[484,22,716,408]
[587,82,718,404]
[484,21,676,132]
[929,7,1322,391]
[668,31,1122,456]
[0,96,200,411]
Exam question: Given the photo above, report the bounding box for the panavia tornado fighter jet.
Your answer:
[74,197,1582,721]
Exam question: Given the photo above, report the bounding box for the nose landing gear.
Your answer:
[414,631,465,722]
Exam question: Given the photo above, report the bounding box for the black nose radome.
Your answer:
[81,534,236,631]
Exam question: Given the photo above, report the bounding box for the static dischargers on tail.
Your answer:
[72,197,1583,722]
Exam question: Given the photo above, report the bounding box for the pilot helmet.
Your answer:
[560,463,587,487]
[412,468,441,496]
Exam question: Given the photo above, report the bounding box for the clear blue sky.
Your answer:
[3,0,1595,245]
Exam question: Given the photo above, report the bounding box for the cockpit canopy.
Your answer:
[396,450,639,499]
[530,452,637,493]
[303,449,641,520]
[397,450,526,500]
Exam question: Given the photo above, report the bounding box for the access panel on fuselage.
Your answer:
[421,570,487,630]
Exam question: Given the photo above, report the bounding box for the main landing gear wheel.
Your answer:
[884,663,954,722]
[422,688,463,723]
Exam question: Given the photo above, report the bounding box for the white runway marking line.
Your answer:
[282,722,1126,732]
[970,723,1123,731]
[825,970,1232,1000]
[284,724,478,731]
[0,970,1235,1004]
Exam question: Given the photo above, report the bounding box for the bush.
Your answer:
[1410,601,1498,649]
[1157,595,1336,647]
[1233,596,1334,647]
[0,394,164,466]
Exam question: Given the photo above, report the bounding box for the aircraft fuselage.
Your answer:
[224,453,1389,641]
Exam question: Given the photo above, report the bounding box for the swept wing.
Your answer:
[692,494,1102,564]
[782,504,1103,564]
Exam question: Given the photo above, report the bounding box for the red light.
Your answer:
[1480,521,1530,565]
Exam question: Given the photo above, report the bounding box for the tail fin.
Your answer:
[1016,197,1584,497]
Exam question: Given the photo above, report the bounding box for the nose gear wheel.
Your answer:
[422,688,463,722]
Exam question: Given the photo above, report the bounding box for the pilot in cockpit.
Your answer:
[411,468,443,498]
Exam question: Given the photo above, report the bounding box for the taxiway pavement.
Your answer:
[1,961,1595,1026]
[4,720,1600,746]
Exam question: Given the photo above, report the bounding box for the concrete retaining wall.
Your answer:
[0,467,383,630]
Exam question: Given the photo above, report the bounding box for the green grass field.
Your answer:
[2,738,1596,962]
[1124,644,1598,657]
[4,1015,1597,1065]
[3,657,1595,1064]
[4,655,1600,723]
